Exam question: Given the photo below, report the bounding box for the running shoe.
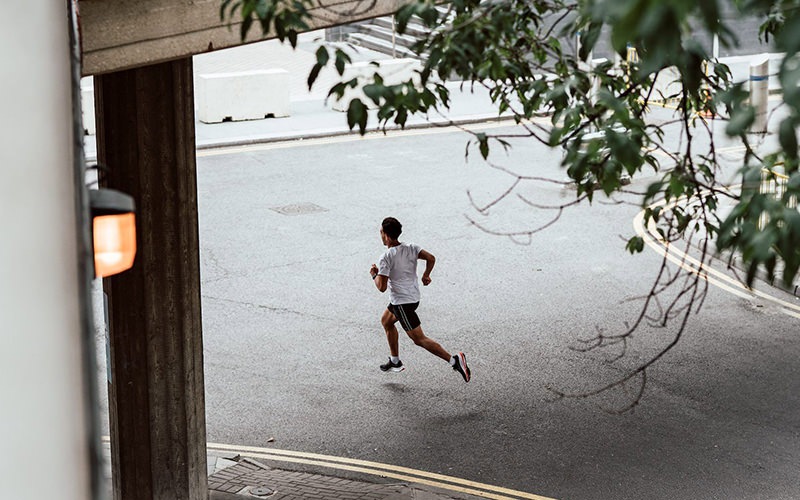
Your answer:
[380,358,404,372]
[452,352,471,382]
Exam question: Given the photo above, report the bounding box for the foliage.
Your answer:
[222,0,800,410]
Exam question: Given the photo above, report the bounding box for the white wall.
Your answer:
[0,2,91,499]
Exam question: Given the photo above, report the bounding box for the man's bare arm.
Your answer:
[370,263,388,292]
[418,249,435,286]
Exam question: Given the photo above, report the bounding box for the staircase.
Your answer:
[343,7,453,59]
[348,16,424,59]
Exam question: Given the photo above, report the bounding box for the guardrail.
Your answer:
[759,164,797,229]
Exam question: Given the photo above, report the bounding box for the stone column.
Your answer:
[94,58,207,500]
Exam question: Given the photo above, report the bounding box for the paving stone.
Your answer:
[209,490,244,500]
[214,457,240,471]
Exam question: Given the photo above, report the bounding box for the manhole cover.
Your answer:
[249,485,275,497]
[270,203,328,216]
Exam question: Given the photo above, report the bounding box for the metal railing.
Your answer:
[759,164,797,229]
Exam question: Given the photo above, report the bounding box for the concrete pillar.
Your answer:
[94,58,208,500]
[750,54,770,134]
[1,1,93,499]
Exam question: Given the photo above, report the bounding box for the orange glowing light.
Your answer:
[93,212,136,278]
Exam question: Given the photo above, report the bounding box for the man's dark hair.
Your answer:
[382,217,402,239]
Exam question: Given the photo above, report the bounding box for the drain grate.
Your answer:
[270,202,328,216]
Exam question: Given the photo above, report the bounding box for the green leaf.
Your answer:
[395,4,416,33]
[275,19,286,41]
[363,84,385,106]
[327,82,347,99]
[316,46,329,66]
[395,107,408,127]
[475,133,489,159]
[578,22,602,61]
[346,99,368,134]
[779,118,799,160]
[626,236,645,254]
[643,180,665,203]
[255,0,268,18]
[334,50,350,75]
[240,16,253,40]
[307,63,323,91]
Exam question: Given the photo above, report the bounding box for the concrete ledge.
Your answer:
[197,69,290,124]
[331,58,423,112]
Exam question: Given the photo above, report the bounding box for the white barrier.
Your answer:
[331,58,423,112]
[651,66,683,102]
[646,53,784,107]
[721,53,783,92]
[81,86,96,136]
[196,69,290,123]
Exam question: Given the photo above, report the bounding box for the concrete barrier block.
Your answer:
[81,86,96,136]
[717,53,783,92]
[331,58,423,112]
[197,69,290,123]
[651,66,682,102]
[638,53,784,107]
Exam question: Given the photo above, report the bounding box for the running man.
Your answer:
[369,217,471,383]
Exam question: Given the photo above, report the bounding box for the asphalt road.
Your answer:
[97,121,800,500]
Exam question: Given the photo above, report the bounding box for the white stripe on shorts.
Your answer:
[396,304,410,331]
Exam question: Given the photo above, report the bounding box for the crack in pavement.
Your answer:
[203,295,373,329]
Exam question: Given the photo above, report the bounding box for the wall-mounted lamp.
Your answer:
[89,189,136,278]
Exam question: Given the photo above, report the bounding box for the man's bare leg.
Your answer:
[381,308,400,357]
[405,326,451,362]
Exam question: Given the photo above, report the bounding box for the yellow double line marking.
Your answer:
[633,196,800,317]
[206,442,556,500]
[101,437,555,499]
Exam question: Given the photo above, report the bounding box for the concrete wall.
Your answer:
[79,0,412,75]
[1,1,92,499]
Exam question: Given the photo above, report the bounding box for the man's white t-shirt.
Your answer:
[377,242,422,305]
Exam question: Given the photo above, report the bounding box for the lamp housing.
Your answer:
[89,189,136,278]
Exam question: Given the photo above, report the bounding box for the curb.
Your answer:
[84,112,521,164]
[195,112,519,151]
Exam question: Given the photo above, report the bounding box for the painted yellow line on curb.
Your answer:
[206,442,555,500]
[782,308,800,320]
[100,437,554,499]
[633,197,800,316]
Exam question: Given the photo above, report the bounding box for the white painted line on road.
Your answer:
[633,197,800,317]
[205,442,557,500]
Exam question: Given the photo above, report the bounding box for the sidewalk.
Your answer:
[82,31,510,163]
[100,444,500,500]
[204,452,480,500]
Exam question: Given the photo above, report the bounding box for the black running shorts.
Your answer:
[388,302,421,332]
